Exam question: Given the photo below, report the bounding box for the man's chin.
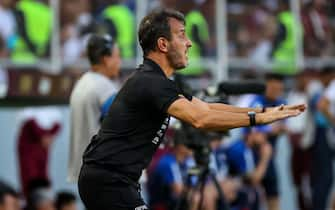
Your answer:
[174,62,188,70]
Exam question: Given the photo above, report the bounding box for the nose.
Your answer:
[186,37,192,48]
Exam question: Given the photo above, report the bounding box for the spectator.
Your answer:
[101,0,135,58]
[17,108,61,197]
[67,34,121,183]
[11,0,52,63]
[217,126,272,210]
[55,192,77,210]
[286,71,315,210]
[0,0,16,53]
[248,73,286,210]
[147,124,222,210]
[178,0,210,76]
[271,0,302,75]
[313,66,335,210]
[147,133,194,210]
[25,188,54,210]
[0,181,20,210]
[60,0,94,66]
[301,0,334,57]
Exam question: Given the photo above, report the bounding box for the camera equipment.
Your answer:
[173,74,266,210]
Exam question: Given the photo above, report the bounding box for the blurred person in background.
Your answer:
[286,71,315,210]
[248,73,286,210]
[0,36,9,99]
[147,132,194,210]
[301,0,334,57]
[217,126,272,210]
[314,66,335,210]
[17,108,61,197]
[101,0,135,58]
[25,185,54,210]
[271,0,302,75]
[11,0,51,63]
[248,11,277,68]
[177,0,210,77]
[60,0,94,67]
[0,35,9,58]
[0,0,16,54]
[67,34,121,183]
[55,191,77,210]
[0,181,20,210]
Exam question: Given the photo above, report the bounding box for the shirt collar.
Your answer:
[142,58,167,77]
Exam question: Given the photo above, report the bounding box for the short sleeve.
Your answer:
[161,161,182,185]
[145,76,192,113]
[225,141,254,174]
[249,97,263,109]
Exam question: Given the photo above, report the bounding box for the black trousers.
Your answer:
[311,127,333,210]
[78,164,149,210]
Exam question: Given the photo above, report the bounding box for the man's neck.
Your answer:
[146,53,174,77]
[91,65,110,78]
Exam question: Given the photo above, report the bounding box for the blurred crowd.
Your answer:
[1,0,335,210]
[145,67,335,210]
[0,0,334,72]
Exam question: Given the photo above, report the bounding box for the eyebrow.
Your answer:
[179,28,185,33]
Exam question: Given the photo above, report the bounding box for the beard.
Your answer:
[167,45,187,70]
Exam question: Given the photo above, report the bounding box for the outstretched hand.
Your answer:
[266,104,307,112]
[259,104,306,125]
[282,104,307,112]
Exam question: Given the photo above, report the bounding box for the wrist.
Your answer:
[247,111,256,126]
[256,113,266,124]
[262,107,266,113]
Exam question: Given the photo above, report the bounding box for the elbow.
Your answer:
[191,114,208,130]
[193,120,206,129]
[192,115,211,130]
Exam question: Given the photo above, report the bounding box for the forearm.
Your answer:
[168,98,300,132]
[198,109,266,131]
[209,103,263,113]
[249,158,270,185]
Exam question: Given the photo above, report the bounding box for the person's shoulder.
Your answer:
[225,139,246,154]
[249,95,264,107]
[327,79,335,90]
[157,153,176,167]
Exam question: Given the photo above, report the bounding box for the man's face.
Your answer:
[0,195,20,210]
[166,18,192,70]
[105,46,121,78]
[265,79,284,101]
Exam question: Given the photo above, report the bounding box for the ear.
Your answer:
[100,55,108,65]
[157,37,168,53]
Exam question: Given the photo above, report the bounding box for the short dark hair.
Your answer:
[27,178,51,196]
[0,181,19,205]
[55,191,76,210]
[138,8,185,56]
[87,34,115,65]
[265,73,285,81]
[320,66,335,75]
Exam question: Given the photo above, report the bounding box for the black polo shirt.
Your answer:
[83,58,192,183]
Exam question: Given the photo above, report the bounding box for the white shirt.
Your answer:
[67,71,119,182]
[0,6,16,41]
[324,79,335,116]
